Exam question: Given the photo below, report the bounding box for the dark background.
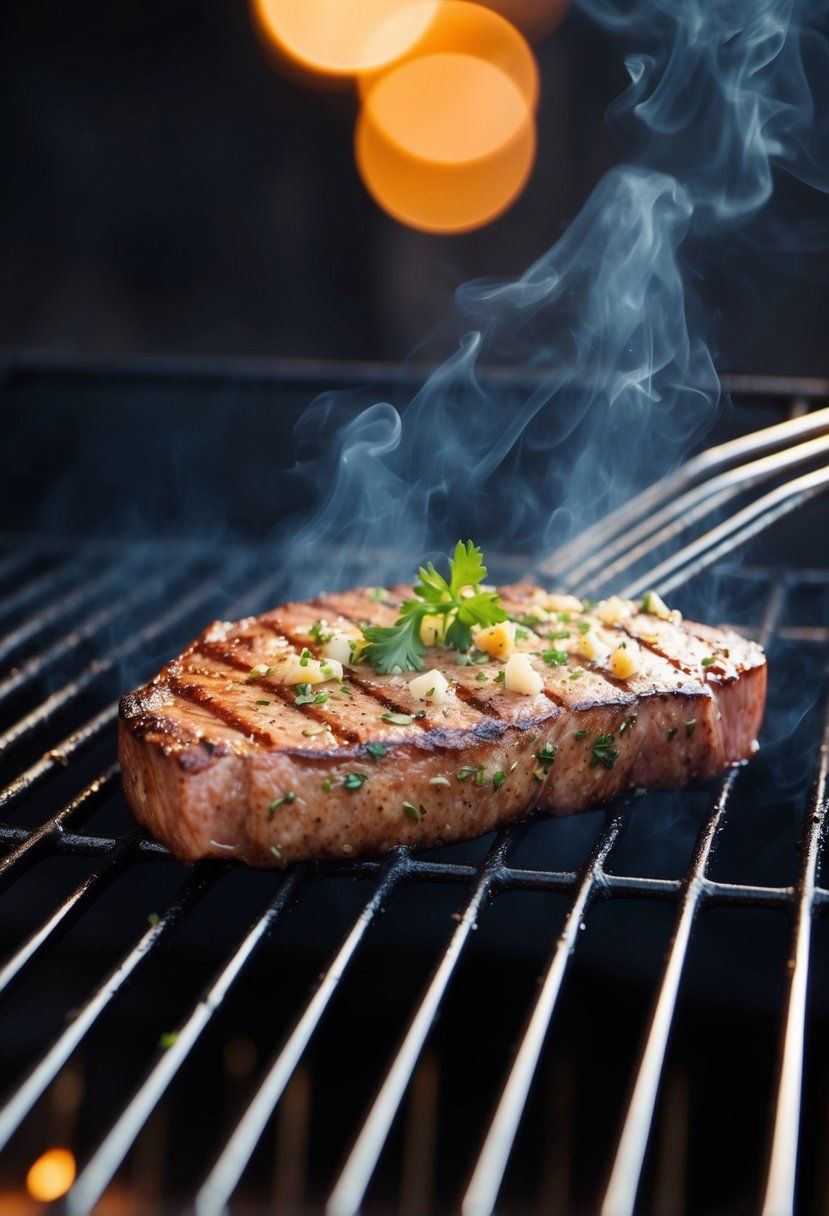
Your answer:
[1,0,827,374]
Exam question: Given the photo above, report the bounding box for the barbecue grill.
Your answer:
[0,353,828,1215]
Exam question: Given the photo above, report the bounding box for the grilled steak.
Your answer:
[118,583,767,867]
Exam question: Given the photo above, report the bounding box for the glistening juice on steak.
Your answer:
[118,543,767,866]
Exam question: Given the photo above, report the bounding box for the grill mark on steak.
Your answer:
[119,583,767,868]
[166,670,275,746]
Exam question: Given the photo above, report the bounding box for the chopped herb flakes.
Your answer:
[339,684,352,696]
[365,742,387,762]
[159,1031,179,1050]
[590,734,618,770]
[270,845,284,860]
[686,719,697,736]
[247,665,272,682]
[619,716,637,735]
[494,670,505,684]
[268,792,296,818]
[147,912,160,927]
[321,778,333,792]
[701,656,716,667]
[475,768,485,786]
[535,742,557,772]
[493,770,506,789]
[549,630,571,640]
[574,729,589,740]
[343,772,368,791]
[412,710,427,720]
[430,775,451,787]
[302,723,330,737]
[577,620,591,636]
[309,620,333,644]
[370,587,387,601]
[295,683,329,706]
[667,727,678,740]
[382,711,413,726]
[569,669,584,680]
[457,766,478,782]
[255,699,269,706]
[457,651,490,666]
[475,671,488,682]
[541,649,568,666]
[403,801,425,821]
[299,647,312,666]
[515,627,530,641]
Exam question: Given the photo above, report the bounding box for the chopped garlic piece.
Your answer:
[408,668,452,704]
[419,614,445,646]
[576,630,612,664]
[595,595,634,626]
[504,653,543,695]
[539,593,584,613]
[475,621,516,660]
[281,654,343,686]
[323,634,356,666]
[641,590,671,620]
[610,641,640,679]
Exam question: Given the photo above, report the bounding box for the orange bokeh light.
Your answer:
[356,52,536,232]
[26,1148,77,1203]
[476,0,571,41]
[358,0,539,110]
[251,0,440,77]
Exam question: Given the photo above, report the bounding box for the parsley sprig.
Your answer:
[360,541,507,674]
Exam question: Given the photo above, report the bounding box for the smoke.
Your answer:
[275,0,829,596]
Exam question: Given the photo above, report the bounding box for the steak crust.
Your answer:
[118,584,767,866]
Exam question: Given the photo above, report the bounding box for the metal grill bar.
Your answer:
[461,813,624,1216]
[0,864,224,1153]
[327,832,513,1216]
[761,695,829,1216]
[67,866,306,1215]
[195,856,407,1216]
[0,563,127,668]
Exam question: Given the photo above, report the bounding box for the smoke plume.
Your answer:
[277,0,829,595]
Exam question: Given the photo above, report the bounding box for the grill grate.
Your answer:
[0,368,827,1214]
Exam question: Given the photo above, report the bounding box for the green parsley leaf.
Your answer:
[535,742,557,772]
[493,770,506,789]
[343,772,368,791]
[365,742,387,762]
[361,541,507,674]
[541,649,568,666]
[309,620,333,645]
[403,801,425,821]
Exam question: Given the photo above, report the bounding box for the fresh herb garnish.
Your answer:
[541,648,568,666]
[494,670,505,683]
[619,716,636,735]
[299,647,312,667]
[456,651,490,666]
[574,729,589,740]
[590,734,618,770]
[365,742,387,762]
[686,719,697,736]
[343,772,368,791]
[475,671,488,682]
[549,630,571,640]
[701,656,716,667]
[493,770,506,789]
[360,541,507,674]
[457,766,477,782]
[403,801,425,821]
[577,620,591,636]
[382,712,413,726]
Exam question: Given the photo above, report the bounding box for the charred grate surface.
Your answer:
[0,370,826,1214]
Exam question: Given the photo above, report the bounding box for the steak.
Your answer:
[118,583,767,867]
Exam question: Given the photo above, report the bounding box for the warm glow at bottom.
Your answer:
[26,1148,76,1202]
[356,53,536,232]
